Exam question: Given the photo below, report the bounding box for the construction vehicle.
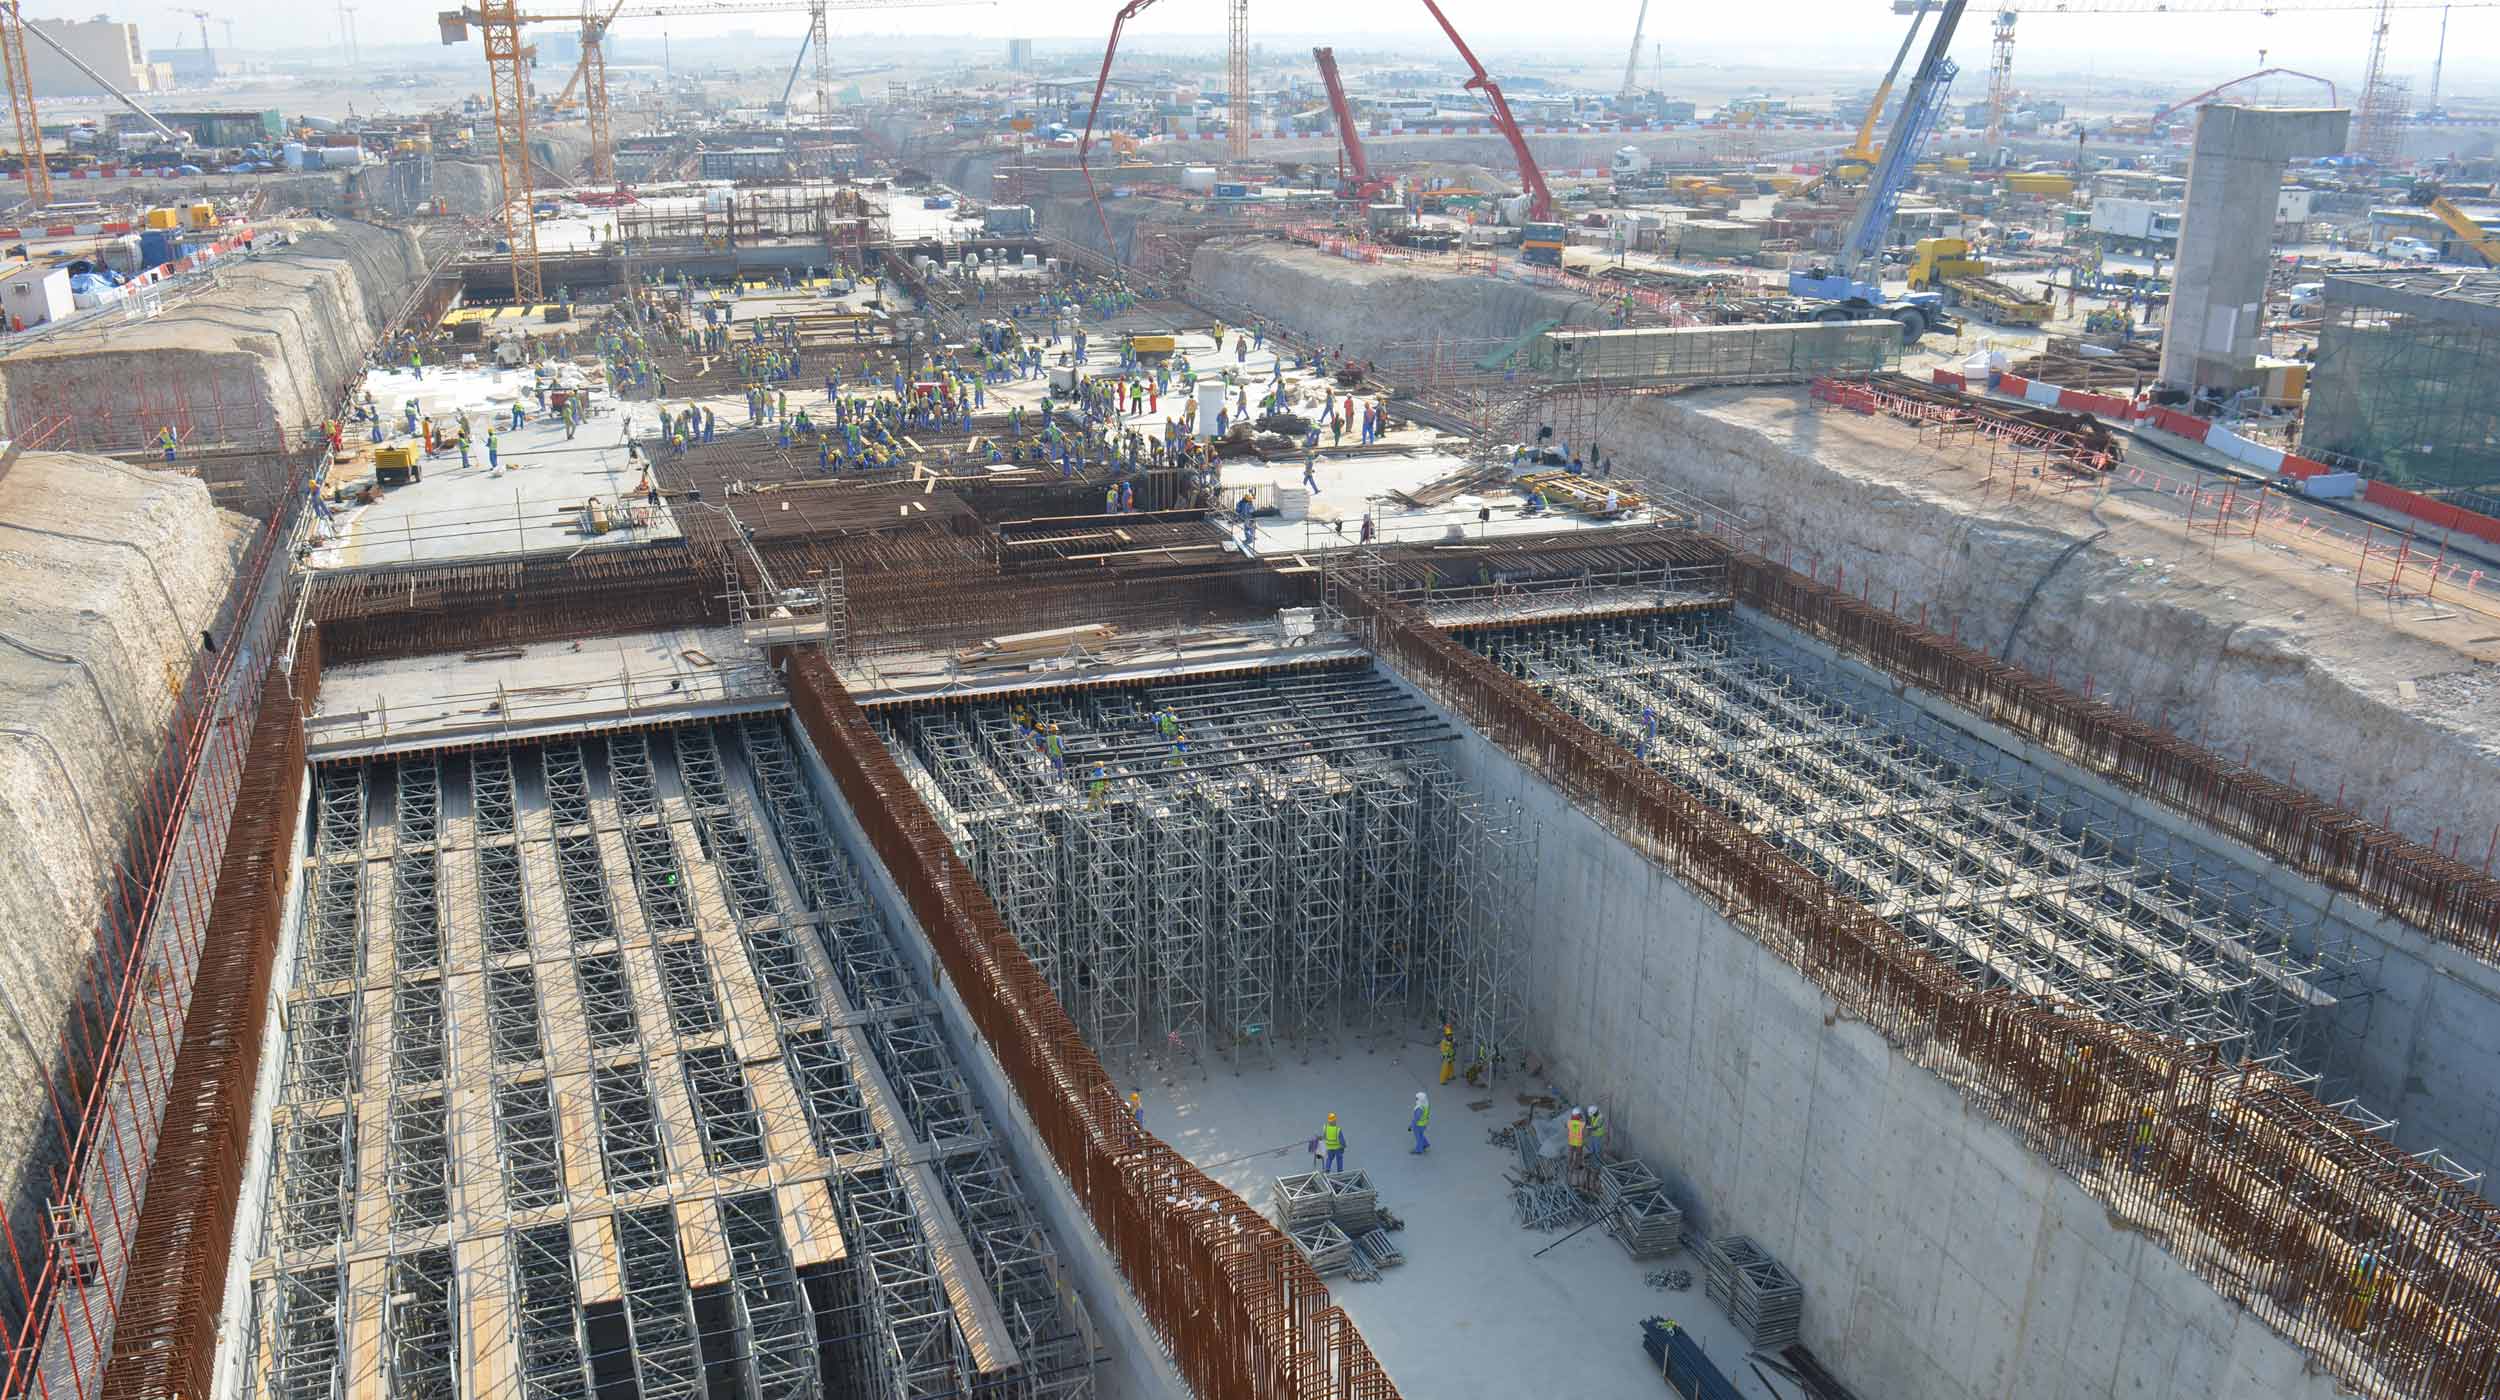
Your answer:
[1312,46,1391,202]
[1787,0,1965,341]
[1794,0,1931,202]
[20,20,190,154]
[2407,182,2500,267]
[1904,235,2052,325]
[1415,0,1558,264]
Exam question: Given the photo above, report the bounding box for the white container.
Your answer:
[1,266,71,328]
[1193,379,1227,437]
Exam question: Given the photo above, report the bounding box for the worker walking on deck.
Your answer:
[1439,1024,1455,1084]
[1409,1092,1430,1155]
[1321,1113,1345,1172]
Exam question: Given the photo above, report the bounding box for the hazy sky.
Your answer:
[45,0,2495,98]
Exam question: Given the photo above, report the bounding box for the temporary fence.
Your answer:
[0,464,318,1400]
[1332,570,2500,1400]
[781,651,1401,1400]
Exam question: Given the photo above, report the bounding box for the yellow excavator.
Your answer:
[1795,0,1932,202]
[2408,182,2500,267]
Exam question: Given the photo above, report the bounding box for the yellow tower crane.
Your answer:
[440,0,985,307]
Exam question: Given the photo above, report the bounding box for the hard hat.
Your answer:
[1443,1023,1453,1034]
[1327,1113,1337,1123]
[1587,1105,1598,1115]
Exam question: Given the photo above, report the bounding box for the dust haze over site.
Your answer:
[14,0,2492,95]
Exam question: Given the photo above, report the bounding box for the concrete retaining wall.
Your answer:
[1402,662,2341,1400]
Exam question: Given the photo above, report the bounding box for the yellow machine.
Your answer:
[1905,237,1986,289]
[2423,194,2500,266]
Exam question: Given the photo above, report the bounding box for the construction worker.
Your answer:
[1088,766,1111,810]
[1586,1105,1607,1169]
[157,425,176,463]
[2131,1105,2158,1171]
[2341,1250,2379,1332]
[1566,1106,1586,1182]
[1408,1092,1430,1155]
[1438,1024,1455,1084]
[1128,1090,1143,1125]
[1320,1113,1345,1173]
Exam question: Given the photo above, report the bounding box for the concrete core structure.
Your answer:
[2158,105,2350,396]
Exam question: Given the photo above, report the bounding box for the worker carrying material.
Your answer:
[1321,1113,1346,1172]
[1409,1092,1430,1155]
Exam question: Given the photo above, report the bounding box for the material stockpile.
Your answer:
[1275,1170,1405,1281]
[1597,1158,1685,1259]
[1500,1110,1595,1230]
[1700,1234,1803,1349]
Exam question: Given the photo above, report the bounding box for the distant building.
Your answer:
[25,17,155,98]
[2306,271,2500,488]
[147,45,215,84]
[1006,38,1033,71]
[698,147,786,179]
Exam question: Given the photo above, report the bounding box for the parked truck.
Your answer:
[2086,196,2181,256]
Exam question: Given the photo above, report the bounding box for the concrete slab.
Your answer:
[1147,1041,1782,1400]
[306,625,778,759]
[313,363,679,568]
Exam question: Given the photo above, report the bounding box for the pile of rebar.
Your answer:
[1511,1180,1589,1231]
[1701,1235,1803,1349]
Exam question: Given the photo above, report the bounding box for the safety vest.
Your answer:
[1567,1116,1585,1148]
[1413,1103,1430,1127]
[1439,1035,1454,1061]
[1322,1123,1343,1151]
[1589,1112,1606,1143]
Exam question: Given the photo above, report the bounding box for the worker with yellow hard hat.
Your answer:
[1439,1024,1456,1084]
[1320,1112,1345,1173]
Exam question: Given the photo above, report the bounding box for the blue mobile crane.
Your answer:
[1786,0,1969,342]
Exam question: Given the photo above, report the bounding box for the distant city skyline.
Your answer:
[22,0,2492,101]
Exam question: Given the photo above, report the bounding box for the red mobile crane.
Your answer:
[1078,1,1561,260]
[1312,46,1391,202]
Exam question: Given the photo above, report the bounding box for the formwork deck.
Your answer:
[246,717,1097,1400]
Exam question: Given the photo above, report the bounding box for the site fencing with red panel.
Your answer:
[1329,562,2500,1400]
[781,651,1401,1400]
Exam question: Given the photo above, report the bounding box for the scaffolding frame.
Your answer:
[1471,613,2372,1082]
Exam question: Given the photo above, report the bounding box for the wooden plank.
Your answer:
[457,1236,517,1400]
[675,1193,734,1291]
[902,1162,1021,1375]
[553,1077,605,1203]
[776,1180,846,1269]
[344,1255,388,1400]
[443,969,507,1234]
[572,1210,623,1307]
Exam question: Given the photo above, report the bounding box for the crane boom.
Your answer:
[2423,194,2500,265]
[20,16,182,146]
[1312,46,1370,185]
[0,0,49,205]
[1075,0,1165,250]
[1793,0,1929,202]
[1417,0,1552,221]
[1837,0,1965,280]
[1620,0,1648,99]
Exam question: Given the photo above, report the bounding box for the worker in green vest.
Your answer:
[1409,1092,1430,1155]
[1321,1113,1345,1172]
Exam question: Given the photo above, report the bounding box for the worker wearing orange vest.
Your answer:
[1320,1113,1345,1173]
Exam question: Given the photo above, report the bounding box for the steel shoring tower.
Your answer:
[257,720,1099,1400]
[1474,614,2368,1079]
[877,669,1540,1072]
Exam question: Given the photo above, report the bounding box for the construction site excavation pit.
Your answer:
[221,714,1168,1400]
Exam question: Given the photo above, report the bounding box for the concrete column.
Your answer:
[2160,105,2349,396]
